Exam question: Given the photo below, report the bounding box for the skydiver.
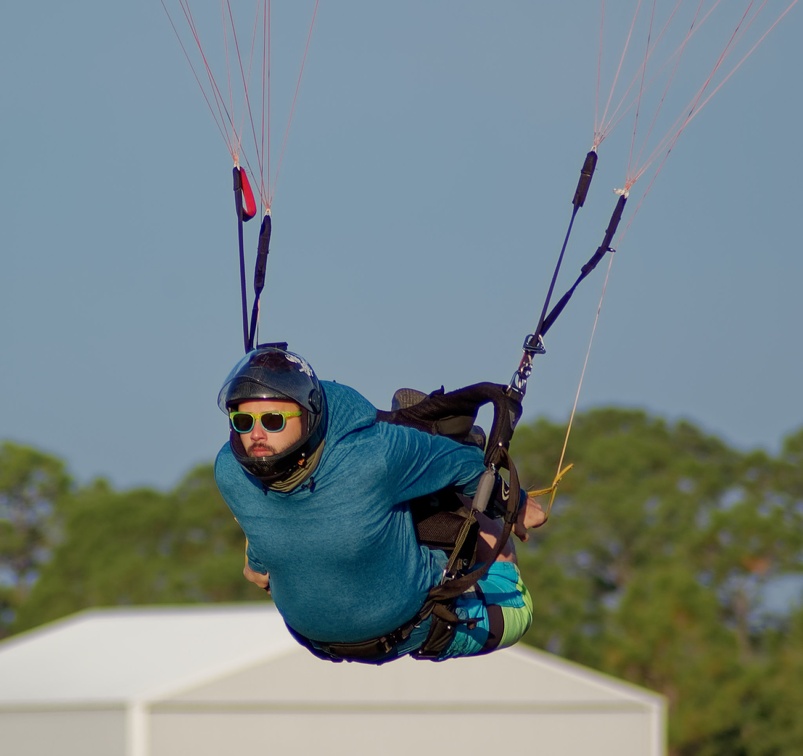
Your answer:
[214,345,546,663]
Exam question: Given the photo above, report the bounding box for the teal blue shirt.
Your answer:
[214,381,485,643]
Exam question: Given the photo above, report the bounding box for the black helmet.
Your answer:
[218,346,327,482]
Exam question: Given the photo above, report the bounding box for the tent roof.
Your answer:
[0,604,296,705]
[0,604,663,710]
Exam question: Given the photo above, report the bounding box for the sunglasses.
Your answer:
[229,410,302,434]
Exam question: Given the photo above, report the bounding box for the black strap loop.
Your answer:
[376,382,522,468]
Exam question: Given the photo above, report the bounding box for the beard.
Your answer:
[245,442,278,458]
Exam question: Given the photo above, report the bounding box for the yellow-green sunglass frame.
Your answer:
[229,410,302,434]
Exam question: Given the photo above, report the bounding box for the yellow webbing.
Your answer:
[527,462,573,522]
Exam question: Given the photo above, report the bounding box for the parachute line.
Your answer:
[162,1,321,212]
[591,0,799,214]
[595,0,644,148]
[161,0,237,159]
[268,0,320,208]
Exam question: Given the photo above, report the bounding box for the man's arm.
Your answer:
[243,538,270,591]
[381,423,486,502]
[244,562,271,591]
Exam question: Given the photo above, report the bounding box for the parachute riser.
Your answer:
[508,157,628,408]
[507,150,598,403]
[232,167,273,354]
[233,167,251,354]
[247,214,272,352]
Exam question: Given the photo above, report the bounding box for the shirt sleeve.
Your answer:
[376,422,486,504]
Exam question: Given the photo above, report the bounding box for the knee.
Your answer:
[497,570,533,648]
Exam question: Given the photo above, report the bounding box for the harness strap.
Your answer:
[428,446,520,604]
[376,382,522,469]
[289,596,459,664]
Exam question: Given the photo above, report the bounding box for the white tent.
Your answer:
[0,605,666,756]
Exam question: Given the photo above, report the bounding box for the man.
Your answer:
[214,345,545,663]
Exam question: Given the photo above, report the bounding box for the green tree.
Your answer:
[515,409,742,658]
[739,607,803,755]
[0,442,71,637]
[12,464,261,634]
[600,562,748,755]
[513,409,803,755]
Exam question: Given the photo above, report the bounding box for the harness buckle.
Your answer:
[522,333,546,355]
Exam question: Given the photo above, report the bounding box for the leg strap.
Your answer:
[286,599,462,664]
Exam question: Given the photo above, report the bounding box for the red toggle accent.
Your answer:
[238,167,257,221]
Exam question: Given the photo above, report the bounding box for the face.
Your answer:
[233,399,304,458]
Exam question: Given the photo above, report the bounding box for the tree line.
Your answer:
[2,407,802,755]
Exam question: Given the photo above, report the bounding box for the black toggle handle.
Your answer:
[572,151,598,208]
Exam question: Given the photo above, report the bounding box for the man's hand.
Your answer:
[244,563,271,592]
[513,496,546,542]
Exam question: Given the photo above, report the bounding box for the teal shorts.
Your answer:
[393,561,533,661]
[438,561,533,659]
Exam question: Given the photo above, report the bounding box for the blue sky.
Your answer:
[2,2,801,491]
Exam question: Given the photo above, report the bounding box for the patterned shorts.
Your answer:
[438,561,533,659]
[392,561,533,661]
